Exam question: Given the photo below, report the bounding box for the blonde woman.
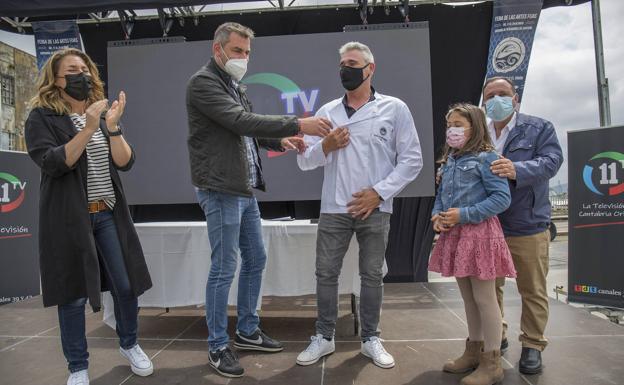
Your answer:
[25,48,153,385]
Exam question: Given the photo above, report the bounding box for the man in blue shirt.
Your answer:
[482,76,563,375]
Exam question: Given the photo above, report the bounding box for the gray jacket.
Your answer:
[186,59,299,196]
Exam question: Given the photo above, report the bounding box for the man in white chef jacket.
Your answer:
[295,42,423,369]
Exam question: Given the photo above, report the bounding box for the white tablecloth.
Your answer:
[103,220,386,326]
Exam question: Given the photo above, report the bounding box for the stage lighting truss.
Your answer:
[118,10,135,39]
[0,0,484,33]
[357,0,409,24]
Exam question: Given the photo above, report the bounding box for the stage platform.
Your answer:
[1,282,622,385]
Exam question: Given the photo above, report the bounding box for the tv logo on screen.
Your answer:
[0,172,27,214]
[582,151,624,196]
[574,285,598,294]
[243,72,320,158]
[281,90,319,114]
[243,72,319,115]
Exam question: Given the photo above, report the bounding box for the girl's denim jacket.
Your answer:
[432,150,511,224]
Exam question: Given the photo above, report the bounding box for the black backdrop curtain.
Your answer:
[78,3,493,282]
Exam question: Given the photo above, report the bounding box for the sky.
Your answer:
[521,0,624,188]
[1,0,622,188]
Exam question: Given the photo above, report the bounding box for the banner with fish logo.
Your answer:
[485,0,543,100]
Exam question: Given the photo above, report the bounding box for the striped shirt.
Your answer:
[70,114,116,209]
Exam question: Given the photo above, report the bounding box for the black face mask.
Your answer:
[340,63,370,91]
[62,73,92,101]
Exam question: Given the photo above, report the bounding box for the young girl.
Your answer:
[429,103,516,385]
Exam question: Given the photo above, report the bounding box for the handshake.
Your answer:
[281,117,351,155]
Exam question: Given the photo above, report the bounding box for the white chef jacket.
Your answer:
[297,91,423,214]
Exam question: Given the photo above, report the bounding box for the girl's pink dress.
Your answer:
[429,216,516,280]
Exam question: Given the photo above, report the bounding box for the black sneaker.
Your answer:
[208,346,244,378]
[234,329,284,352]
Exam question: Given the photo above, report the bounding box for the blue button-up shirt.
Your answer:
[433,151,511,224]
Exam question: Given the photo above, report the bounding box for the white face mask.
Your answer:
[220,45,248,81]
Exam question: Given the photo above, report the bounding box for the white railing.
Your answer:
[550,197,568,210]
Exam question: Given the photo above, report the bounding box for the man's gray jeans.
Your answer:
[315,210,391,341]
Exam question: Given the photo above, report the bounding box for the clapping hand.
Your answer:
[84,99,108,133]
[105,91,126,133]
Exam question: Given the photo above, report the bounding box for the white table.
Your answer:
[103,220,386,327]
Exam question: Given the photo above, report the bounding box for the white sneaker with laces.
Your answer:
[67,369,89,385]
[120,344,154,376]
[361,337,395,369]
[296,334,335,366]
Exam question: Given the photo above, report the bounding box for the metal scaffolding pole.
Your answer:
[591,0,611,127]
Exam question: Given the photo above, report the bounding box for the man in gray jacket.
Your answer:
[186,22,331,378]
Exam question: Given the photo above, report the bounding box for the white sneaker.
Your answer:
[67,369,89,385]
[361,337,395,369]
[120,344,154,376]
[296,334,335,366]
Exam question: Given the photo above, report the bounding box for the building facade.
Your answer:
[0,41,37,153]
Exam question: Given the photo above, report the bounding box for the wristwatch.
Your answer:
[108,125,123,137]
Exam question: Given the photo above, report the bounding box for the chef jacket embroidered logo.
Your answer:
[373,127,388,142]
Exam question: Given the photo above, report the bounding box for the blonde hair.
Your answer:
[30,48,105,115]
[438,103,494,164]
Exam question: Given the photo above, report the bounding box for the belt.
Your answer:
[88,200,110,214]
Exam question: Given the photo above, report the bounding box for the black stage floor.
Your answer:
[1,282,623,385]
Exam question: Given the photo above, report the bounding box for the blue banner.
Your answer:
[32,20,82,70]
[486,0,543,101]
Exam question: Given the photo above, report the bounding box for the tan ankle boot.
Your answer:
[443,339,483,373]
[460,350,504,385]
